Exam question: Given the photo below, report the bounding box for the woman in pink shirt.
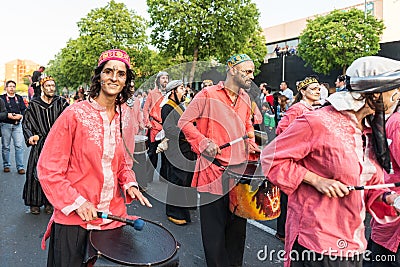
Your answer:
[261,56,400,267]
[37,49,152,266]
[274,76,320,243]
[367,102,400,266]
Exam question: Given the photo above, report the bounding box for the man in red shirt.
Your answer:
[178,54,260,267]
[142,72,169,185]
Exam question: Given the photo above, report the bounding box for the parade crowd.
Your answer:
[1,49,400,267]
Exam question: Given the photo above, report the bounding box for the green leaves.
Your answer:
[297,8,384,75]
[147,0,266,69]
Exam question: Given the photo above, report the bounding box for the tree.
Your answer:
[147,0,267,81]
[47,0,151,89]
[297,9,385,75]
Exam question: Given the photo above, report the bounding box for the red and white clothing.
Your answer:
[143,88,163,142]
[276,100,314,135]
[178,82,254,195]
[38,100,138,248]
[370,111,400,253]
[261,104,400,266]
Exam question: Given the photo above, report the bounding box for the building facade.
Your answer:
[4,59,39,86]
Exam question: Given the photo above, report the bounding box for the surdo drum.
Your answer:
[86,219,179,266]
[226,161,281,221]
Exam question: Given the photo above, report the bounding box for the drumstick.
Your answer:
[97,212,145,231]
[219,135,249,150]
[348,182,400,190]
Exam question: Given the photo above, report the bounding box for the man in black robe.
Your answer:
[160,80,197,225]
[22,76,69,214]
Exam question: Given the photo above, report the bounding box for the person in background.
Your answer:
[261,102,276,142]
[335,74,348,92]
[22,76,69,215]
[276,94,289,123]
[0,98,7,136]
[161,80,197,225]
[261,56,400,267]
[178,54,260,267]
[143,71,169,184]
[0,80,27,174]
[37,49,151,266]
[31,66,45,99]
[279,81,294,103]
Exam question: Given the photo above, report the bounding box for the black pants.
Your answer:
[147,140,168,183]
[47,223,88,267]
[290,240,363,267]
[276,191,288,237]
[199,192,247,267]
[166,166,196,221]
[364,238,399,267]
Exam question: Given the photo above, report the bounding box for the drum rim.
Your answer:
[225,161,266,179]
[89,219,178,266]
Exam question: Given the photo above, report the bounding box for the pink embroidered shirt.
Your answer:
[276,101,314,135]
[261,105,400,266]
[370,111,400,253]
[38,100,139,247]
[178,82,254,195]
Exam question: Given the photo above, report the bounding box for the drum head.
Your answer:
[90,220,178,266]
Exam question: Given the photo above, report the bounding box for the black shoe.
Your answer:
[3,167,10,173]
[18,169,25,174]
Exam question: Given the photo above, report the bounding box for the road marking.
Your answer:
[248,220,277,236]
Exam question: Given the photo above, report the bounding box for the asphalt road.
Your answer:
[0,146,372,267]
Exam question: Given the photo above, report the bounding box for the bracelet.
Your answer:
[382,191,395,205]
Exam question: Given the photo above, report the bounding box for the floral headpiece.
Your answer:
[98,49,131,69]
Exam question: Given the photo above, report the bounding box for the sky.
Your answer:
[1,0,364,67]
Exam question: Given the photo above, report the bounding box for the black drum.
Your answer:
[85,219,179,266]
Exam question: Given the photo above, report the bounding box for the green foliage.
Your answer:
[297,9,385,75]
[47,0,156,89]
[147,0,267,71]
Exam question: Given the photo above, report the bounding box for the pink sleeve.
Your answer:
[37,110,85,215]
[276,104,302,135]
[142,91,152,126]
[261,117,312,195]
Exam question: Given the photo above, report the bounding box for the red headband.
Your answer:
[98,49,131,69]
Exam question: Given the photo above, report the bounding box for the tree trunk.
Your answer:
[189,46,199,85]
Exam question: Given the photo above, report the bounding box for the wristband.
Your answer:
[382,191,395,205]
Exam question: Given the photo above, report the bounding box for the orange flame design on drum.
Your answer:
[229,181,281,221]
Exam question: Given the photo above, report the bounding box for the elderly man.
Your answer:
[178,54,260,267]
[22,76,69,215]
[143,71,169,185]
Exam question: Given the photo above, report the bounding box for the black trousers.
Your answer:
[364,238,399,267]
[47,223,88,267]
[199,192,247,267]
[146,140,168,183]
[290,240,363,267]
[276,191,288,237]
[166,166,196,221]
